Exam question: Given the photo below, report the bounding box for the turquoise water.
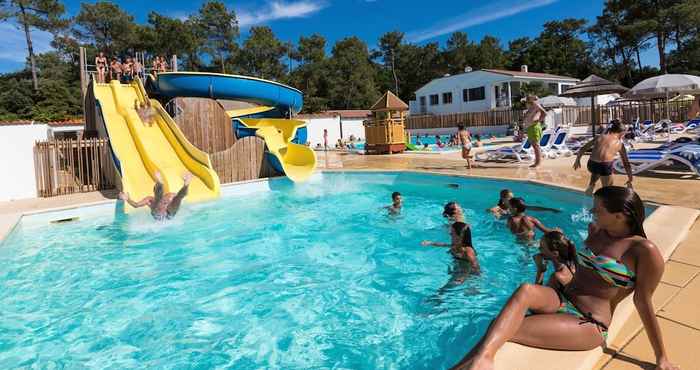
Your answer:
[0,173,602,369]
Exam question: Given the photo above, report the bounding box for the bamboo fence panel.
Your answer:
[34,138,116,197]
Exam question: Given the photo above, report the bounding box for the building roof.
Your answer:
[370,91,409,111]
[0,119,84,127]
[481,69,579,81]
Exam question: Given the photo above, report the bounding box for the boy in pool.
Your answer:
[119,171,192,220]
[422,221,480,276]
[386,191,402,215]
[507,197,558,241]
[489,189,561,217]
[533,230,577,287]
[442,202,465,224]
[573,120,634,196]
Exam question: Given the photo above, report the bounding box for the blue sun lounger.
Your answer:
[613,144,700,176]
[477,131,553,162]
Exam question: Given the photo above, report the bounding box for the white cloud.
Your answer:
[406,0,558,42]
[0,22,54,63]
[237,0,326,27]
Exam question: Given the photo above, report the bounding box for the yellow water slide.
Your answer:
[235,118,316,182]
[93,80,220,210]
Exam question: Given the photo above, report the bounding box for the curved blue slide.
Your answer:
[148,72,313,178]
[151,72,303,117]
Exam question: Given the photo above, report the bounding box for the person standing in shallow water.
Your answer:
[450,186,679,370]
[522,95,547,168]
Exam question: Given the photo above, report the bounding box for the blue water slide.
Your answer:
[152,72,303,117]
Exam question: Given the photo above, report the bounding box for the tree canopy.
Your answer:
[3,0,700,121]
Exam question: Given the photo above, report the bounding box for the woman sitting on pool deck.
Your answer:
[451,186,679,370]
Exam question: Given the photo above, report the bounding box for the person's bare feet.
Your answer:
[183,172,193,185]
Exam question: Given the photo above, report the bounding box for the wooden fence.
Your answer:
[172,97,236,154]
[405,100,694,130]
[210,136,279,183]
[34,138,116,197]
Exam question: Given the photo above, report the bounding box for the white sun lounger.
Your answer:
[613,144,700,176]
[477,131,554,162]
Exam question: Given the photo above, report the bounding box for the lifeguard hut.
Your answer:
[364,91,408,154]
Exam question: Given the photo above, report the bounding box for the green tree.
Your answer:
[293,33,325,65]
[289,34,328,113]
[144,12,202,70]
[192,0,238,73]
[235,26,286,80]
[73,1,137,56]
[326,37,378,109]
[505,37,533,70]
[376,31,404,95]
[443,31,478,74]
[476,35,507,69]
[0,0,68,90]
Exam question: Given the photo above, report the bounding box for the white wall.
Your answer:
[340,118,365,141]
[0,124,49,201]
[414,71,504,115]
[303,116,342,148]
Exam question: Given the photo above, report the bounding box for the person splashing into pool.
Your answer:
[442,202,465,224]
[573,120,634,196]
[422,221,480,278]
[450,186,679,370]
[533,230,577,287]
[119,171,192,221]
[489,189,561,218]
[507,197,558,241]
[386,191,402,215]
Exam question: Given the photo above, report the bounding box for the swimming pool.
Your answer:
[0,172,600,369]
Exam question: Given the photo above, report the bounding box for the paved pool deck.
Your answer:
[0,137,698,370]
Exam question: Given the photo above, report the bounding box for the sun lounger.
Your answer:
[477,131,554,162]
[613,144,700,175]
[544,130,571,158]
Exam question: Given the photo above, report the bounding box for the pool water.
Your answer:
[0,173,599,369]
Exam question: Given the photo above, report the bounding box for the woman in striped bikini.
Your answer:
[451,186,679,370]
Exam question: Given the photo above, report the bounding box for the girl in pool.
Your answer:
[533,230,577,287]
[422,221,480,276]
[450,186,678,370]
[507,197,558,241]
[490,189,561,218]
[442,202,465,224]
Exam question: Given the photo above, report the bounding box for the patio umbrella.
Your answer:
[624,74,700,140]
[560,75,628,136]
[538,95,577,108]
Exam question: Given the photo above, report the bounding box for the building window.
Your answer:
[419,96,426,107]
[442,92,453,104]
[463,89,469,102]
[429,94,439,105]
[468,86,485,101]
[561,84,574,92]
[548,83,558,94]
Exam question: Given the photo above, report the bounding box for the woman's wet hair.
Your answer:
[594,186,647,238]
[452,221,474,250]
[608,119,625,133]
[392,191,401,200]
[443,202,459,218]
[542,230,577,266]
[509,197,527,214]
[498,189,513,208]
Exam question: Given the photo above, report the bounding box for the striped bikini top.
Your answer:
[577,248,635,289]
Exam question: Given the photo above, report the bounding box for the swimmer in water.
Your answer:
[533,230,577,287]
[507,197,558,241]
[422,221,481,278]
[489,188,561,217]
[442,201,465,224]
[386,191,402,215]
[119,171,192,220]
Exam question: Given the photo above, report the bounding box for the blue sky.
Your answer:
[0,0,660,73]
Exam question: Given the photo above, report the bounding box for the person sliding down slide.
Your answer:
[450,187,679,370]
[119,171,192,221]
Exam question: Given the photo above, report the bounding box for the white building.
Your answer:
[298,110,370,148]
[409,66,579,115]
[0,120,84,201]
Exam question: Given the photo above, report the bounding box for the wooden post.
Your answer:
[80,47,87,114]
[171,55,178,72]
